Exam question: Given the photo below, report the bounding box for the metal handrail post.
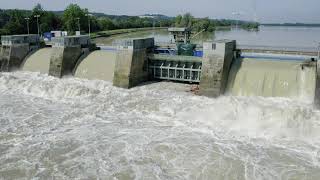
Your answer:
[318,42,320,60]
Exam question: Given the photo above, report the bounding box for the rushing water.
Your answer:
[1,25,320,179]
[93,26,320,50]
[1,71,320,179]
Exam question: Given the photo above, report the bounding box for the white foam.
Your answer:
[0,71,320,179]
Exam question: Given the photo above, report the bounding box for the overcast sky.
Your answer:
[1,0,319,23]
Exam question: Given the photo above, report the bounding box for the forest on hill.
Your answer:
[0,3,259,36]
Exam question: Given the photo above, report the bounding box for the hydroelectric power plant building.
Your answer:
[0,33,319,106]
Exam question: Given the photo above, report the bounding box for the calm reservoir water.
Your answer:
[1,26,320,179]
[94,26,320,50]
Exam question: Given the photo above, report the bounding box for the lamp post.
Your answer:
[34,15,40,36]
[318,42,320,60]
[76,18,81,34]
[24,17,30,35]
[85,14,93,37]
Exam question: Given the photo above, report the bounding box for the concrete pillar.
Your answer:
[0,35,40,71]
[199,40,236,97]
[113,38,154,88]
[49,36,91,78]
[49,46,82,77]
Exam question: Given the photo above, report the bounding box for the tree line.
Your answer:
[174,13,259,32]
[0,4,174,36]
[0,4,259,37]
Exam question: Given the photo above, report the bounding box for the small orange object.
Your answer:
[190,84,200,94]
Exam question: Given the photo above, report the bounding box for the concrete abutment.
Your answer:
[0,35,40,71]
[48,35,92,78]
[49,46,82,77]
[199,40,236,97]
[113,38,154,88]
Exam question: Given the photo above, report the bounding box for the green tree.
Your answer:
[183,13,193,28]
[175,15,182,27]
[175,13,194,28]
[98,17,115,30]
[28,4,62,34]
[3,10,25,34]
[29,4,45,34]
[193,17,211,32]
[142,19,153,27]
[0,10,10,28]
[88,15,101,32]
[62,4,86,34]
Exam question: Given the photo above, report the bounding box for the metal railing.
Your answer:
[112,39,134,47]
[238,44,319,53]
[149,63,201,83]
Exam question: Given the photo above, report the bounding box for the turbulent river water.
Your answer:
[0,71,320,179]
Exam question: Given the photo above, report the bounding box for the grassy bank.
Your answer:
[91,27,168,39]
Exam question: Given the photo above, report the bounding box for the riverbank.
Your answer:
[91,27,168,39]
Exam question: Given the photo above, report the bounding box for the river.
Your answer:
[93,26,320,51]
[1,71,320,179]
[1,26,320,179]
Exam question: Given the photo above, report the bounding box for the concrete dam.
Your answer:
[0,34,319,105]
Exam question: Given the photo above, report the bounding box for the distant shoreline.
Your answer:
[262,24,320,27]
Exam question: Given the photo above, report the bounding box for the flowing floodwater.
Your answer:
[1,25,320,179]
[1,71,320,179]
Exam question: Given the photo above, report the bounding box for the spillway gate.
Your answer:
[148,54,202,83]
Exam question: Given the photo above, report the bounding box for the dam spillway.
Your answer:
[226,58,317,102]
[20,48,117,82]
[1,35,320,105]
[22,47,52,74]
[1,34,320,179]
[74,51,116,82]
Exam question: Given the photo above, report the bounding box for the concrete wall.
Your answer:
[113,38,154,88]
[0,44,30,71]
[0,34,40,72]
[199,40,236,97]
[49,46,82,78]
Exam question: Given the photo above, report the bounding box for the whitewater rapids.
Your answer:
[0,71,320,179]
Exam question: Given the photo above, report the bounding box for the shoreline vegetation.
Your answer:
[0,3,259,38]
[174,13,259,32]
[91,27,168,39]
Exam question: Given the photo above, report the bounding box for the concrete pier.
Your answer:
[48,35,90,78]
[0,35,39,71]
[113,38,154,88]
[199,40,236,97]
